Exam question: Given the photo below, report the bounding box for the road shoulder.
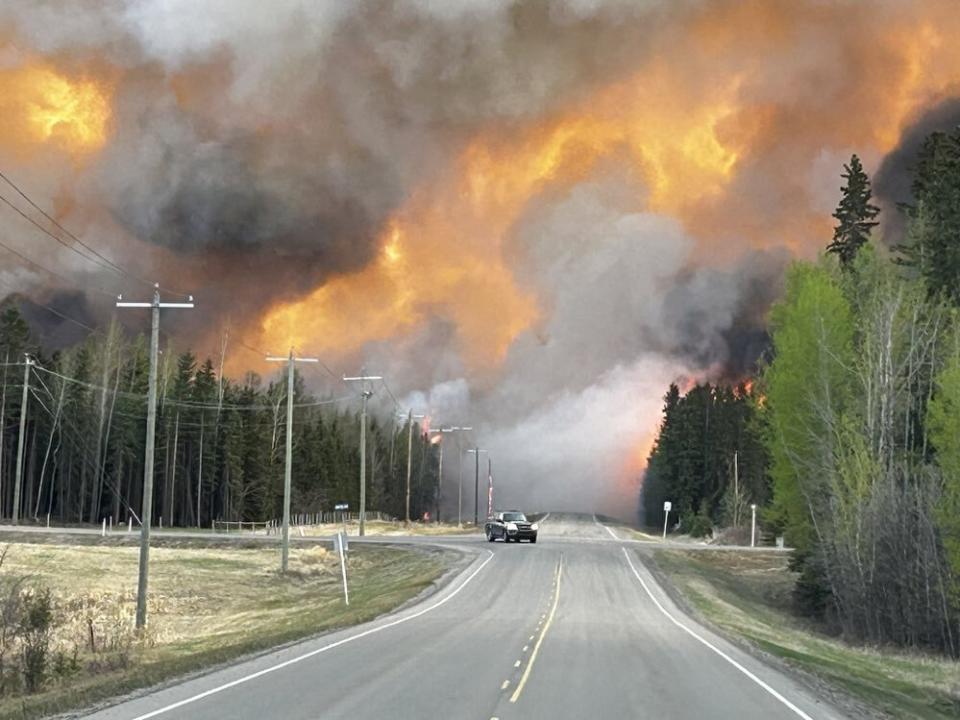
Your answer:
[640,547,958,720]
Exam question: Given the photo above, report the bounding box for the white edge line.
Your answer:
[594,515,619,541]
[621,547,814,720]
[129,550,496,720]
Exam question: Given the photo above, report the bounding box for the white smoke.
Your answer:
[390,169,781,520]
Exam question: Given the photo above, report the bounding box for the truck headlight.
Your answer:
[531,523,539,531]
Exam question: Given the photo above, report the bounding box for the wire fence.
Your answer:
[215,511,396,535]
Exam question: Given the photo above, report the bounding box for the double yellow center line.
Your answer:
[509,554,563,703]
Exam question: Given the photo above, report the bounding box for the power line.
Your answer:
[381,378,401,409]
[0,170,191,298]
[244,339,341,386]
[32,363,353,412]
[292,345,342,384]
[27,385,141,522]
[0,191,127,287]
[236,338,268,357]
[312,356,342,384]
[0,236,114,298]
[0,278,95,333]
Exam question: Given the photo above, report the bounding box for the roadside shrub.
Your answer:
[0,546,27,696]
[791,550,832,622]
[687,502,714,538]
[60,592,139,672]
[19,588,53,692]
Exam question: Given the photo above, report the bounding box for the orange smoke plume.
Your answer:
[253,2,960,370]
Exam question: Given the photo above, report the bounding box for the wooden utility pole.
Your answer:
[400,410,425,527]
[117,286,193,629]
[11,354,33,524]
[266,348,318,573]
[344,374,382,537]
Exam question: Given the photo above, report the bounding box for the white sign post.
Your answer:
[335,503,349,536]
[662,501,672,541]
[336,531,349,605]
[750,503,757,548]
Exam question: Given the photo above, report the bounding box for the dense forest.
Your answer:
[640,382,767,534]
[642,132,960,657]
[0,315,440,528]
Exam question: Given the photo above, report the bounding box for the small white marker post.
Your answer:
[750,503,757,548]
[101,519,106,537]
[128,518,133,533]
[662,501,672,541]
[335,503,349,537]
[336,531,349,605]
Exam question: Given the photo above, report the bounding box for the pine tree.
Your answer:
[895,128,960,302]
[826,154,880,268]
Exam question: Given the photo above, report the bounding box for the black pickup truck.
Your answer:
[485,511,538,543]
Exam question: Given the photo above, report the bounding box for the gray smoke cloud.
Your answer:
[1,0,701,325]
[397,169,785,519]
[873,98,960,243]
[5,1,955,521]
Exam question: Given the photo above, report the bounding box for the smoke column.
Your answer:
[3,1,960,518]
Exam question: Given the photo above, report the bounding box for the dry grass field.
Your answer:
[0,539,451,718]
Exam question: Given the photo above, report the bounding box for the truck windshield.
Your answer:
[502,512,527,522]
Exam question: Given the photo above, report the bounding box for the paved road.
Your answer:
[73,514,845,720]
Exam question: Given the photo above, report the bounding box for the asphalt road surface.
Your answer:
[74,514,844,720]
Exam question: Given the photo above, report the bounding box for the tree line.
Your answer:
[640,382,767,535]
[0,314,440,528]
[642,128,960,657]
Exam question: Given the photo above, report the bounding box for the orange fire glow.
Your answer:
[255,66,745,368]
[254,4,960,369]
[0,63,111,156]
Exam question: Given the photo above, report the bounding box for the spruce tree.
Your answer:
[826,154,880,268]
[896,128,960,302]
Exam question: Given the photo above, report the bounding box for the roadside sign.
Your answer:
[334,503,349,511]
[663,501,672,512]
[335,531,349,605]
[333,530,349,552]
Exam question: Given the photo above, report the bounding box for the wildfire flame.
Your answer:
[256,6,960,371]
[0,64,110,156]
[256,68,744,368]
